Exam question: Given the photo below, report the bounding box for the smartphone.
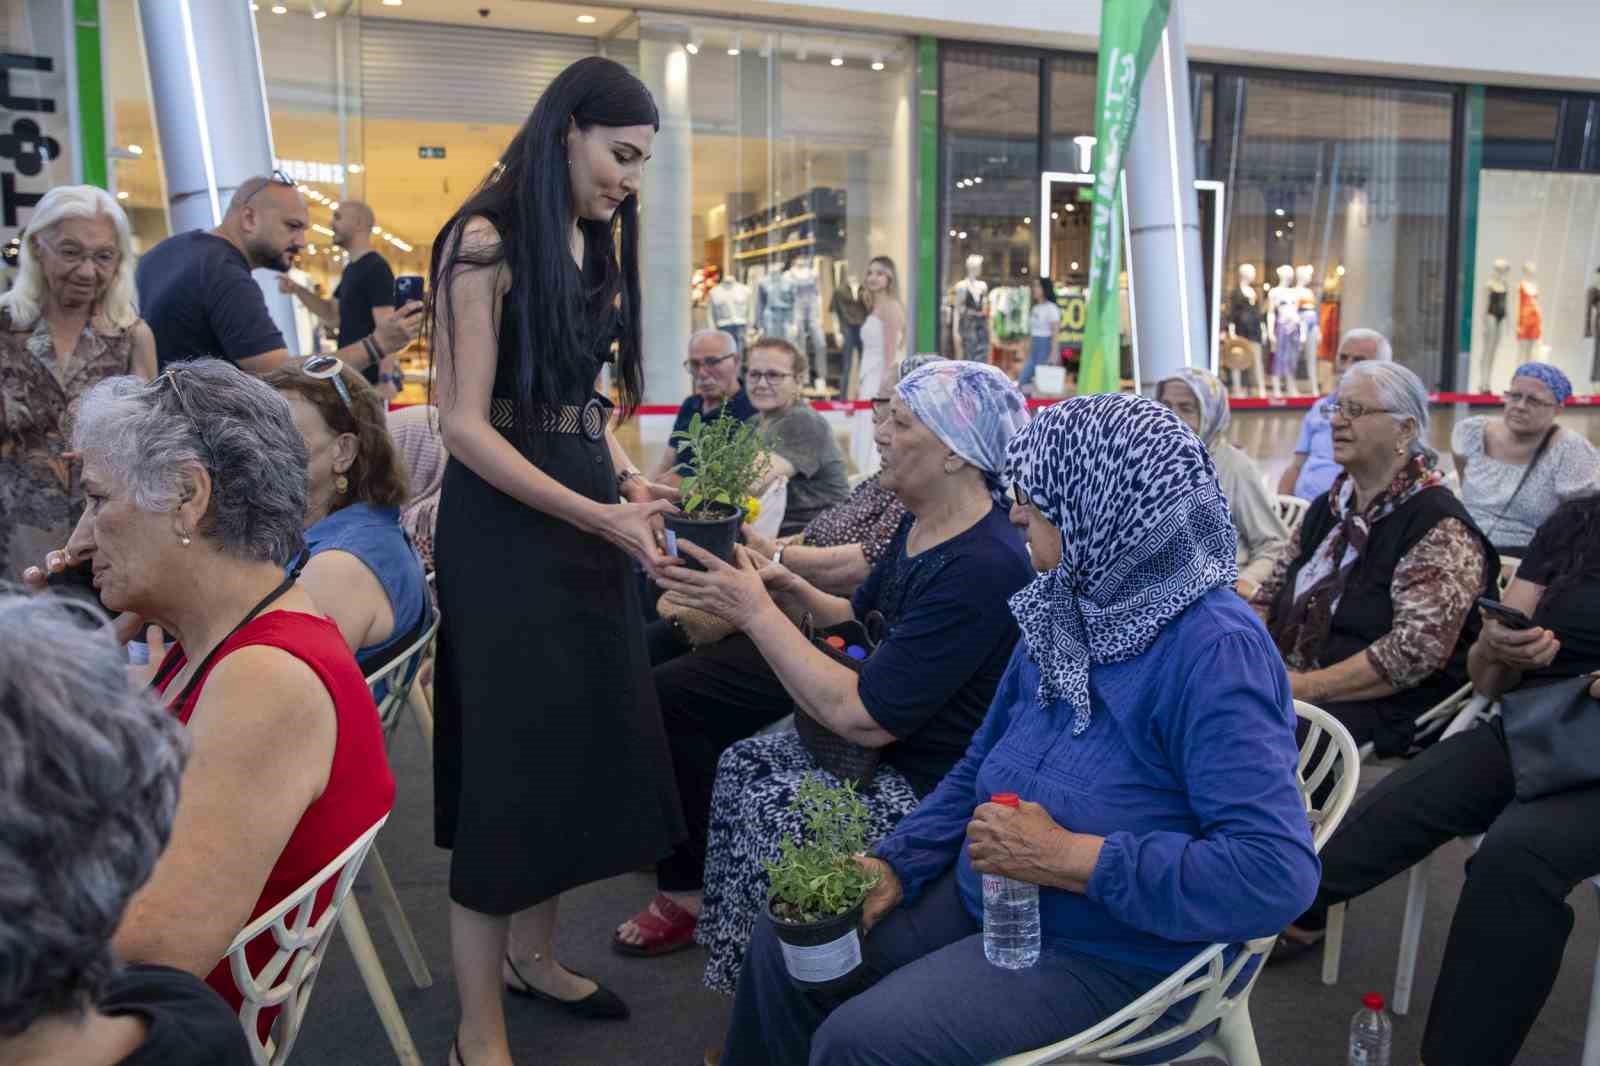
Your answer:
[46,559,109,614]
[394,275,425,306]
[1477,596,1535,631]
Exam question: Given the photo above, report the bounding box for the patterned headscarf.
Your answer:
[1512,362,1572,405]
[1157,367,1231,448]
[1006,394,1238,734]
[388,405,447,569]
[897,361,1030,506]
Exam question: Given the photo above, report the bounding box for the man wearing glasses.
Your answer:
[648,328,758,487]
[135,172,419,373]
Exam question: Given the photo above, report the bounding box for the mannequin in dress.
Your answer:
[1295,264,1321,395]
[952,253,989,361]
[1266,264,1301,398]
[1586,266,1600,394]
[1517,260,1543,365]
[708,274,753,359]
[784,255,827,387]
[1480,257,1510,393]
[1225,263,1268,397]
[830,270,868,399]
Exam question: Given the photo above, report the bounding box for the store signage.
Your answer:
[1,1,80,239]
[275,158,346,185]
[418,146,446,159]
[1056,288,1087,348]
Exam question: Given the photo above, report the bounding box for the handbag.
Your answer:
[794,611,886,791]
[1501,675,1600,801]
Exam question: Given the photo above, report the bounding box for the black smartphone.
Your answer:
[46,559,109,614]
[394,275,425,306]
[1477,596,1535,631]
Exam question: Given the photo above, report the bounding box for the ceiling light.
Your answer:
[973,177,983,184]
[1274,208,1285,217]
[949,229,957,237]
[250,2,258,8]
[1070,261,1081,270]
[116,190,129,200]
[372,225,382,234]
[126,144,144,156]
[957,231,968,239]
[871,59,885,71]
[1274,229,1284,238]
[576,13,596,23]
[727,46,740,56]
[685,41,699,54]
[1287,221,1295,229]
[1023,216,1031,224]
[311,0,327,18]
[312,223,334,235]
[1065,204,1076,213]
[270,4,287,13]
[381,0,402,5]
[1051,212,1059,220]
[347,163,363,173]
[830,56,844,67]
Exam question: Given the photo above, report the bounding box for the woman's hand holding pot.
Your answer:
[654,543,773,630]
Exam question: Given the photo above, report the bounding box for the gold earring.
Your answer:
[178,530,192,546]
[335,474,350,494]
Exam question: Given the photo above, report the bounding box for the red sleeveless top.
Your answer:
[154,610,396,1015]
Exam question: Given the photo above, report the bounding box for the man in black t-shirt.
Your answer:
[136,175,420,373]
[279,200,405,390]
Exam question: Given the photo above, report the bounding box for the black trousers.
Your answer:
[653,632,795,892]
[1301,720,1600,1066]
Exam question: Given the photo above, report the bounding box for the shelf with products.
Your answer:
[734,213,816,241]
[730,188,847,271]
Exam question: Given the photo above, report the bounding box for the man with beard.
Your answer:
[136,173,418,372]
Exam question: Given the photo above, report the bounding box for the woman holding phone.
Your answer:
[426,57,684,1066]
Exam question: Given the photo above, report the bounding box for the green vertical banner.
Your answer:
[1079,0,1170,394]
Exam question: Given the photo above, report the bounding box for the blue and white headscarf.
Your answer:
[1006,394,1238,734]
[898,361,1030,506]
[1512,361,1573,405]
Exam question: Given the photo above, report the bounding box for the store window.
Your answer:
[1046,56,1096,174]
[1208,71,1455,390]
[1483,91,1561,171]
[101,2,165,253]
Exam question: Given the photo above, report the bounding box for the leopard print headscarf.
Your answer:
[1005,394,1239,734]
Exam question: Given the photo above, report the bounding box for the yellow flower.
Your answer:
[742,495,762,523]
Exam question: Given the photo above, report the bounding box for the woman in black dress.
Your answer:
[426,57,685,1066]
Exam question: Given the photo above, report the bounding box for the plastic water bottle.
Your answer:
[981,792,1040,969]
[1347,993,1392,1066]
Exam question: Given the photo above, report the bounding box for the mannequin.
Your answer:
[708,274,753,358]
[952,254,990,361]
[1266,264,1301,398]
[1480,257,1510,393]
[755,267,795,346]
[1585,266,1600,393]
[1295,264,1321,395]
[785,256,827,387]
[1516,260,1543,365]
[1225,263,1269,397]
[831,270,868,399]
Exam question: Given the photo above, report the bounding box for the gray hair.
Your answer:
[1337,327,1393,363]
[0,592,189,1035]
[0,184,140,330]
[73,359,309,565]
[686,327,737,358]
[1340,360,1434,461]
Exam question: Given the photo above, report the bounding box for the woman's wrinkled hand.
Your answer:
[1480,615,1560,672]
[653,543,773,630]
[967,799,1086,891]
[22,547,147,646]
[855,855,902,934]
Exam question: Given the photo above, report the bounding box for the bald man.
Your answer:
[279,199,408,388]
[136,176,419,373]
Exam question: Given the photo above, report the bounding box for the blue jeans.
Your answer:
[838,323,863,395]
[721,870,1199,1066]
[1018,334,1056,387]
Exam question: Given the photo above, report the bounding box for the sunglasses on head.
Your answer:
[299,355,355,415]
[239,169,297,208]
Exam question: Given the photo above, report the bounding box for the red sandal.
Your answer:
[612,893,698,957]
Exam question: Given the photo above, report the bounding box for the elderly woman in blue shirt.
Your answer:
[718,394,1321,1066]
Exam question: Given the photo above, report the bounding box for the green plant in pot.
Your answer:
[665,412,773,571]
[763,775,880,989]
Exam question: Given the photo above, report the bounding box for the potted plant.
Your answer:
[664,412,772,570]
[763,775,880,990]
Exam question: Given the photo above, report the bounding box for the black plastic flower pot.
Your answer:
[663,503,741,571]
[766,898,867,992]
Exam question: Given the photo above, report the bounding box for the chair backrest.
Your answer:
[1293,699,1361,852]
[365,608,440,738]
[1275,493,1311,533]
[1410,681,1476,749]
[224,814,389,1066]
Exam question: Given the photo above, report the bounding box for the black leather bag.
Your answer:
[1501,675,1600,802]
[794,612,886,791]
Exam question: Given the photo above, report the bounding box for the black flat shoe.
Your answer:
[1265,932,1323,965]
[504,954,630,1020]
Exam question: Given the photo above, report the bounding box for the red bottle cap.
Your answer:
[991,792,1020,807]
[825,636,847,650]
[1362,993,1385,1011]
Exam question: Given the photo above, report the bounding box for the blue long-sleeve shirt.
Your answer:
[871,587,1321,975]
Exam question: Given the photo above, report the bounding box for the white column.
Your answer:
[136,0,299,353]
[638,33,693,406]
[1124,2,1206,392]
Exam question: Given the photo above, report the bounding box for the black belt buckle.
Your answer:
[580,396,606,441]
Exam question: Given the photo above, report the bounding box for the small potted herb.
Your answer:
[763,776,880,990]
[665,412,772,570]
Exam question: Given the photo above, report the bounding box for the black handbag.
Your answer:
[795,611,886,791]
[1501,675,1600,801]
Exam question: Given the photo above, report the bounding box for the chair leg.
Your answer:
[1582,882,1600,1066]
[1393,855,1432,1017]
[1322,902,1347,986]
[1211,1002,1263,1066]
[406,679,433,757]
[339,896,424,1066]
[364,846,432,988]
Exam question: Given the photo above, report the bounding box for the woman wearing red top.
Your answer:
[23,358,395,1009]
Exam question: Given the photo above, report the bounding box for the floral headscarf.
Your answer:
[897,361,1030,506]
[1157,367,1231,448]
[388,404,447,569]
[1512,362,1572,405]
[1006,394,1238,733]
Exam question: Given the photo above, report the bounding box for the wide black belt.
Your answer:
[489,397,608,441]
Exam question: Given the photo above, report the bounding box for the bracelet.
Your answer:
[617,469,644,493]
[362,335,382,368]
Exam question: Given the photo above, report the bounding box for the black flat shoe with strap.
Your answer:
[504,954,630,1020]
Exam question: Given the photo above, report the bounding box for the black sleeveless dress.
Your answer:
[432,290,685,914]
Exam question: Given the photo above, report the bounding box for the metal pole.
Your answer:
[1124,0,1206,392]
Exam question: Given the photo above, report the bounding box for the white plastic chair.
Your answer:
[984,701,1360,1066]
[1274,494,1310,533]
[226,815,399,1066]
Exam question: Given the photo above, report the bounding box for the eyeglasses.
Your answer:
[1503,390,1557,410]
[38,235,119,271]
[684,353,736,374]
[238,169,296,208]
[300,355,355,415]
[1326,400,1397,421]
[153,367,202,425]
[746,370,794,385]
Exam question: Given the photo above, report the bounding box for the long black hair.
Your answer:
[426,57,658,445]
[1529,493,1600,599]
